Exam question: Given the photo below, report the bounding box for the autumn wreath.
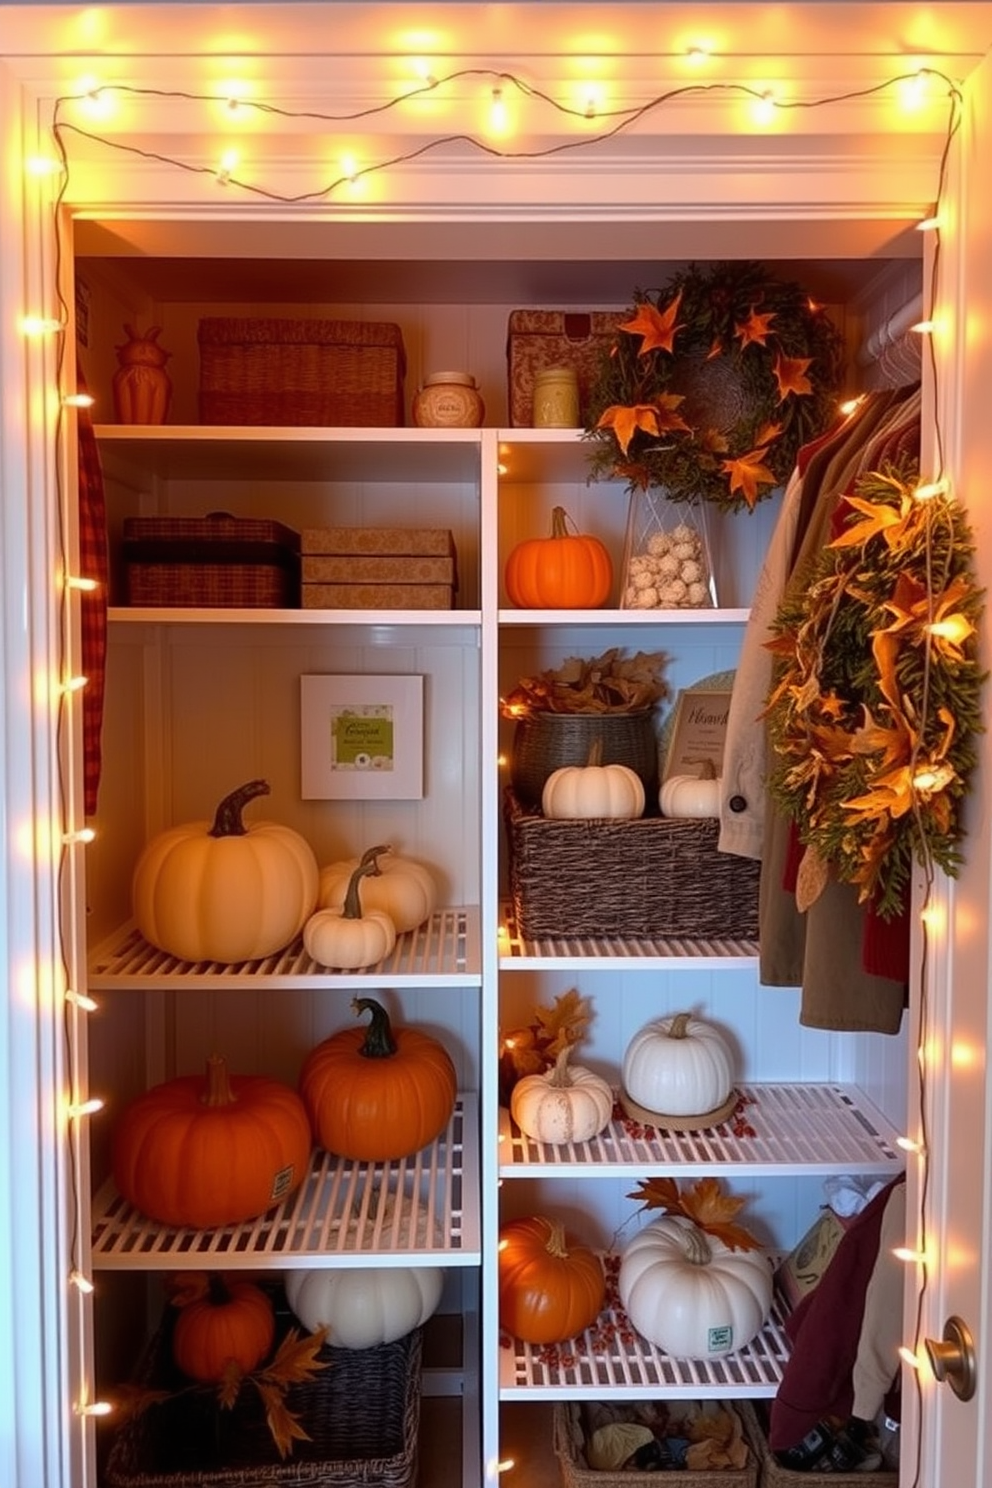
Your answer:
[585,261,845,512]
[765,463,985,919]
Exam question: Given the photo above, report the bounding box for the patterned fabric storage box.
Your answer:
[300,526,457,610]
[554,1399,761,1488]
[123,514,301,607]
[198,317,406,426]
[104,1308,423,1488]
[505,788,760,941]
[506,309,625,426]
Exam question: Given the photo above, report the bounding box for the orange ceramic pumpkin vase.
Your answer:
[112,1055,312,1228]
[504,505,613,609]
[498,1214,605,1344]
[300,996,457,1161]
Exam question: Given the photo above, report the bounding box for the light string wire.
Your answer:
[43,60,962,1446]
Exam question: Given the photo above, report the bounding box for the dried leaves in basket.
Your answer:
[501,647,669,716]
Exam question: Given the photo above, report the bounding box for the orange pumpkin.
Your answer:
[504,506,613,609]
[112,1055,312,1229]
[170,1272,276,1383]
[300,996,457,1161]
[498,1215,605,1344]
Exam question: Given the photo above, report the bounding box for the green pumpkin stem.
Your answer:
[342,859,379,919]
[200,1054,238,1107]
[667,1012,693,1040]
[358,844,394,876]
[209,779,270,837]
[351,996,399,1058]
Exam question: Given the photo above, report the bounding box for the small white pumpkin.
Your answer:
[659,771,721,818]
[285,1264,444,1350]
[510,1046,614,1145]
[303,860,396,969]
[542,742,646,820]
[622,1011,734,1117]
[619,1213,773,1359]
[317,844,437,934]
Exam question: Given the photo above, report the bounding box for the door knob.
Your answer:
[924,1315,977,1401]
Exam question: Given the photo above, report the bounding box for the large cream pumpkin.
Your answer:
[285,1264,443,1349]
[133,779,318,963]
[622,1012,734,1117]
[619,1214,773,1359]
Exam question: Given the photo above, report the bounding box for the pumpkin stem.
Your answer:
[667,1012,693,1040]
[351,996,399,1059]
[206,1272,233,1306]
[342,859,378,919]
[680,1219,713,1267]
[550,505,576,539]
[584,738,604,767]
[209,779,270,838]
[200,1054,239,1107]
[542,1217,571,1259]
[358,844,394,877]
[547,1046,577,1088]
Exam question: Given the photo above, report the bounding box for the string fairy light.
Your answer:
[39,58,965,1476]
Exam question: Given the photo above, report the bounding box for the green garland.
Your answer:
[584,261,845,513]
[765,463,985,919]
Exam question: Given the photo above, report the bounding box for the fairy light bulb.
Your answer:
[75,1400,113,1417]
[910,318,936,336]
[914,477,948,500]
[899,1345,923,1370]
[25,154,62,177]
[62,827,96,845]
[216,147,239,184]
[928,614,974,645]
[67,1096,104,1119]
[489,85,508,134]
[65,989,99,1012]
[20,315,62,336]
[753,90,776,126]
[66,575,99,593]
[63,392,95,408]
[897,1135,925,1155]
[893,1246,928,1264]
[62,675,88,695]
[917,213,942,232]
[70,1269,95,1295]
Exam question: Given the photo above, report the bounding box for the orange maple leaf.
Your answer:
[754,420,784,447]
[773,352,814,401]
[698,427,730,455]
[829,493,910,550]
[735,306,777,347]
[596,402,661,456]
[721,446,777,508]
[706,336,724,360]
[627,1176,762,1252]
[619,291,684,355]
[653,390,693,434]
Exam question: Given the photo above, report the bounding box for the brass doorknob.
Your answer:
[924,1316,977,1402]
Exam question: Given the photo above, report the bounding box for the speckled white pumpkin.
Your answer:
[510,1047,614,1145]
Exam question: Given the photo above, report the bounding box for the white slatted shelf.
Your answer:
[499,1084,903,1177]
[499,906,758,967]
[500,1264,792,1400]
[91,1097,479,1269]
[88,908,481,989]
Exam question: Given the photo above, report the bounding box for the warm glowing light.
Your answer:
[912,768,941,792]
[686,44,712,64]
[497,753,508,768]
[76,78,115,120]
[65,989,99,1012]
[896,70,932,112]
[839,397,864,416]
[63,392,95,408]
[20,315,62,336]
[62,827,96,846]
[898,1345,922,1370]
[25,155,62,177]
[62,675,88,695]
[75,1400,113,1417]
[340,154,360,182]
[66,575,99,593]
[497,462,509,476]
[917,213,942,232]
[893,1246,928,1265]
[910,319,936,336]
[753,91,777,126]
[928,615,974,645]
[67,1097,104,1119]
[70,1269,95,1295]
[897,1135,925,1155]
[489,86,509,135]
[951,1040,979,1070]
[914,478,948,500]
[919,901,945,934]
[498,1237,509,1251]
[497,1461,516,1475]
[216,148,239,183]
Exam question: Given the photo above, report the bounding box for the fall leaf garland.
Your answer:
[765,463,985,919]
[585,261,845,513]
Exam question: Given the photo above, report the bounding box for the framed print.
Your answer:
[301,674,424,800]
[661,685,733,782]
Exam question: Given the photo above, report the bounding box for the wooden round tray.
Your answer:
[619,1087,740,1132]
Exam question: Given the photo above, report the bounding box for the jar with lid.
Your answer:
[412,371,485,428]
[532,366,580,428]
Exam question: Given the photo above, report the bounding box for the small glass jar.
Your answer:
[532,366,580,428]
[412,371,485,428]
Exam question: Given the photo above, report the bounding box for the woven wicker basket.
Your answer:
[122,515,301,608]
[198,317,406,427]
[104,1310,422,1488]
[509,709,659,809]
[746,1401,898,1486]
[554,1399,760,1488]
[505,788,759,941]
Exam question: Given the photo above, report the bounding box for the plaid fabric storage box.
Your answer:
[506,309,625,426]
[104,1308,423,1488]
[123,514,301,607]
[198,317,406,426]
[554,1399,760,1488]
[505,788,760,941]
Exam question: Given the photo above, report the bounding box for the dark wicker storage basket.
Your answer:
[122,514,301,608]
[198,317,406,427]
[104,1312,422,1488]
[505,789,760,941]
[509,709,659,809]
[554,1399,761,1488]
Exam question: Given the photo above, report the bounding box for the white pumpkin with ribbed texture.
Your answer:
[541,760,645,820]
[285,1264,443,1350]
[659,772,721,818]
[510,1047,614,1145]
[317,844,437,934]
[622,1012,734,1117]
[619,1214,773,1359]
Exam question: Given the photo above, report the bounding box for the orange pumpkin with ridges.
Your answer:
[504,506,613,609]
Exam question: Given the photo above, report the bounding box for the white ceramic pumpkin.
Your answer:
[510,1046,614,1145]
[317,844,437,934]
[303,860,397,969]
[622,1012,734,1117]
[659,772,722,818]
[285,1264,444,1349]
[132,779,319,963]
[542,760,645,820]
[619,1213,773,1359]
